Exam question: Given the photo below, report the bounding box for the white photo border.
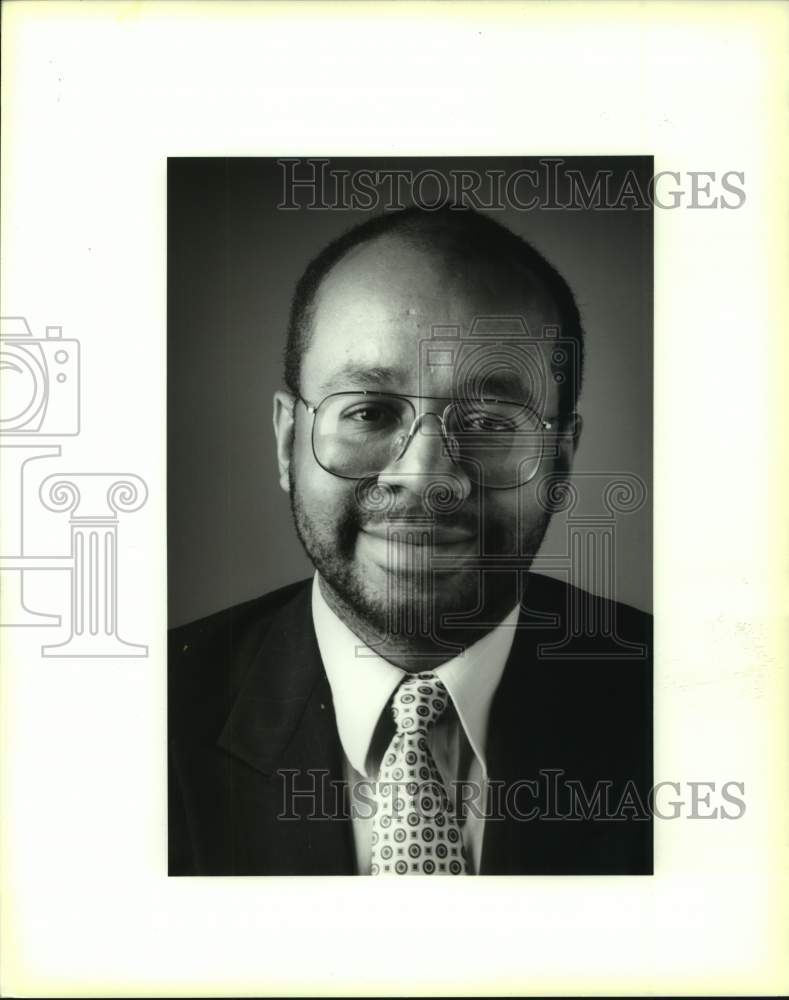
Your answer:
[2,1,787,996]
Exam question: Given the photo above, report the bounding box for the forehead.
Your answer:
[302,235,562,400]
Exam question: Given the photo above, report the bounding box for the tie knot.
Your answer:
[391,672,448,734]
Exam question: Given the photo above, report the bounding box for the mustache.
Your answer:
[331,485,518,557]
[353,478,475,524]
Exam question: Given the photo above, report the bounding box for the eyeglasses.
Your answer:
[293,390,575,489]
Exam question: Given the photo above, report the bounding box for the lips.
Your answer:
[360,524,476,546]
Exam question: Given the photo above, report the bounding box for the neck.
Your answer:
[317,575,522,672]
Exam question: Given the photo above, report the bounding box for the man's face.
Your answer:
[274,234,577,645]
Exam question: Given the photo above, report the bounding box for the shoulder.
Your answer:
[524,571,651,644]
[502,571,652,759]
[168,578,312,714]
[170,578,311,653]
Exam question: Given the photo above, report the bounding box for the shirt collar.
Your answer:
[432,603,519,779]
[312,573,519,780]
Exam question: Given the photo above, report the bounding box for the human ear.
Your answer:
[272,391,296,493]
[554,412,583,477]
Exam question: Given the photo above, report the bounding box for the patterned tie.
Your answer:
[370,671,467,875]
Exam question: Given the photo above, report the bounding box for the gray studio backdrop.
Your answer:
[168,157,653,627]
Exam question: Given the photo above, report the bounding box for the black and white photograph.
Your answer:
[168,156,654,876]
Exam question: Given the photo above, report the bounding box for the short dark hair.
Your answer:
[284,205,584,416]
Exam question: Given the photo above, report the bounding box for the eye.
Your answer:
[463,411,519,432]
[341,403,398,426]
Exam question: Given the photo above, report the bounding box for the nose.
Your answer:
[377,412,471,511]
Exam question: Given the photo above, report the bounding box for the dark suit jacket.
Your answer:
[169,573,653,876]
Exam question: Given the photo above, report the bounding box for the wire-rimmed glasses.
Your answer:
[294,390,575,489]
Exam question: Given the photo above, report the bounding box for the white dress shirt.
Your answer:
[311,574,520,874]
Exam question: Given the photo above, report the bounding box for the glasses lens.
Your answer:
[447,399,545,487]
[310,392,550,487]
[312,393,415,477]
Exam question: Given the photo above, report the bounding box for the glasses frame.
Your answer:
[292,389,574,490]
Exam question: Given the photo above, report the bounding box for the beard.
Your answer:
[289,463,553,661]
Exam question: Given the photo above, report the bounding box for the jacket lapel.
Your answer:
[217,585,356,875]
[480,597,544,875]
[481,573,653,875]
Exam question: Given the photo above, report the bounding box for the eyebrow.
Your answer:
[468,371,530,400]
[451,371,540,408]
[317,365,406,395]
[316,364,538,404]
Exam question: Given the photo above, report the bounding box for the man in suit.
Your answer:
[169,205,652,876]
